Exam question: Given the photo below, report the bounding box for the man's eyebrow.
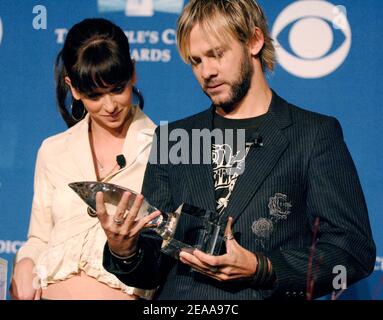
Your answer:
[207,46,225,55]
[188,45,228,63]
[193,46,225,58]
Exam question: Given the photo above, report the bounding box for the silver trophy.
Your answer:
[69,182,224,259]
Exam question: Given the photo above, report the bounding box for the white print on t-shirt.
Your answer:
[212,143,252,214]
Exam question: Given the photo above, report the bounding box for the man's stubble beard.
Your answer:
[205,51,254,114]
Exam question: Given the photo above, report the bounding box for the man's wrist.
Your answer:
[250,252,276,288]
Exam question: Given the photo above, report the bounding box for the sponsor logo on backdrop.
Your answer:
[0,18,3,45]
[97,0,185,16]
[272,0,352,79]
[376,257,383,271]
[55,28,175,63]
[54,1,185,63]
[0,240,25,255]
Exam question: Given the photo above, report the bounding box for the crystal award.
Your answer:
[69,182,224,259]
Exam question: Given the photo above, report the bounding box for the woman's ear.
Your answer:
[248,27,265,57]
[64,77,81,100]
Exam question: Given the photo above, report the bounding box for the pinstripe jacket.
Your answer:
[103,91,376,300]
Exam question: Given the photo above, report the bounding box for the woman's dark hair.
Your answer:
[55,18,143,128]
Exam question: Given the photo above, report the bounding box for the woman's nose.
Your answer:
[102,94,117,113]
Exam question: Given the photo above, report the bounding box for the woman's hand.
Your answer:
[10,258,41,300]
[96,191,161,257]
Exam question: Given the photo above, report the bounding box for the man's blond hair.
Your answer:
[177,0,275,72]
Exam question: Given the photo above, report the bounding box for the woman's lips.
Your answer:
[104,109,122,120]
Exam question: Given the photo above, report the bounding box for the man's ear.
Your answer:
[248,27,265,57]
[64,77,81,100]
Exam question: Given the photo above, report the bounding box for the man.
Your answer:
[98,0,375,299]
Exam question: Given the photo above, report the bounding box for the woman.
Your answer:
[10,18,156,300]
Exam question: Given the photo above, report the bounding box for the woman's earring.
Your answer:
[71,100,86,121]
[133,86,144,110]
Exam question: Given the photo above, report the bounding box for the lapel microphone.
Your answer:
[249,132,264,147]
[116,154,126,169]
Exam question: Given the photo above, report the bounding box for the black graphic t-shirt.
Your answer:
[212,112,267,215]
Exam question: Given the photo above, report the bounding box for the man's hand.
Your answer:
[179,217,258,281]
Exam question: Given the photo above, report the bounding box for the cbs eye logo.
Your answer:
[272,0,351,79]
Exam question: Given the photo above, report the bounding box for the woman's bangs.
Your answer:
[72,43,133,96]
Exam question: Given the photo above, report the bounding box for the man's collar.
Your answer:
[207,89,292,130]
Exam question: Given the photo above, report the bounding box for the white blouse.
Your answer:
[16,106,157,299]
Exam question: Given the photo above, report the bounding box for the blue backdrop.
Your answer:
[0,0,382,300]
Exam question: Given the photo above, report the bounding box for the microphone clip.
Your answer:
[116,154,126,169]
[251,132,264,148]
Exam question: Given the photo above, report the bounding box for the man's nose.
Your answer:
[201,60,218,80]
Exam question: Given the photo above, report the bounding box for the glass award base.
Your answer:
[69,182,224,260]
